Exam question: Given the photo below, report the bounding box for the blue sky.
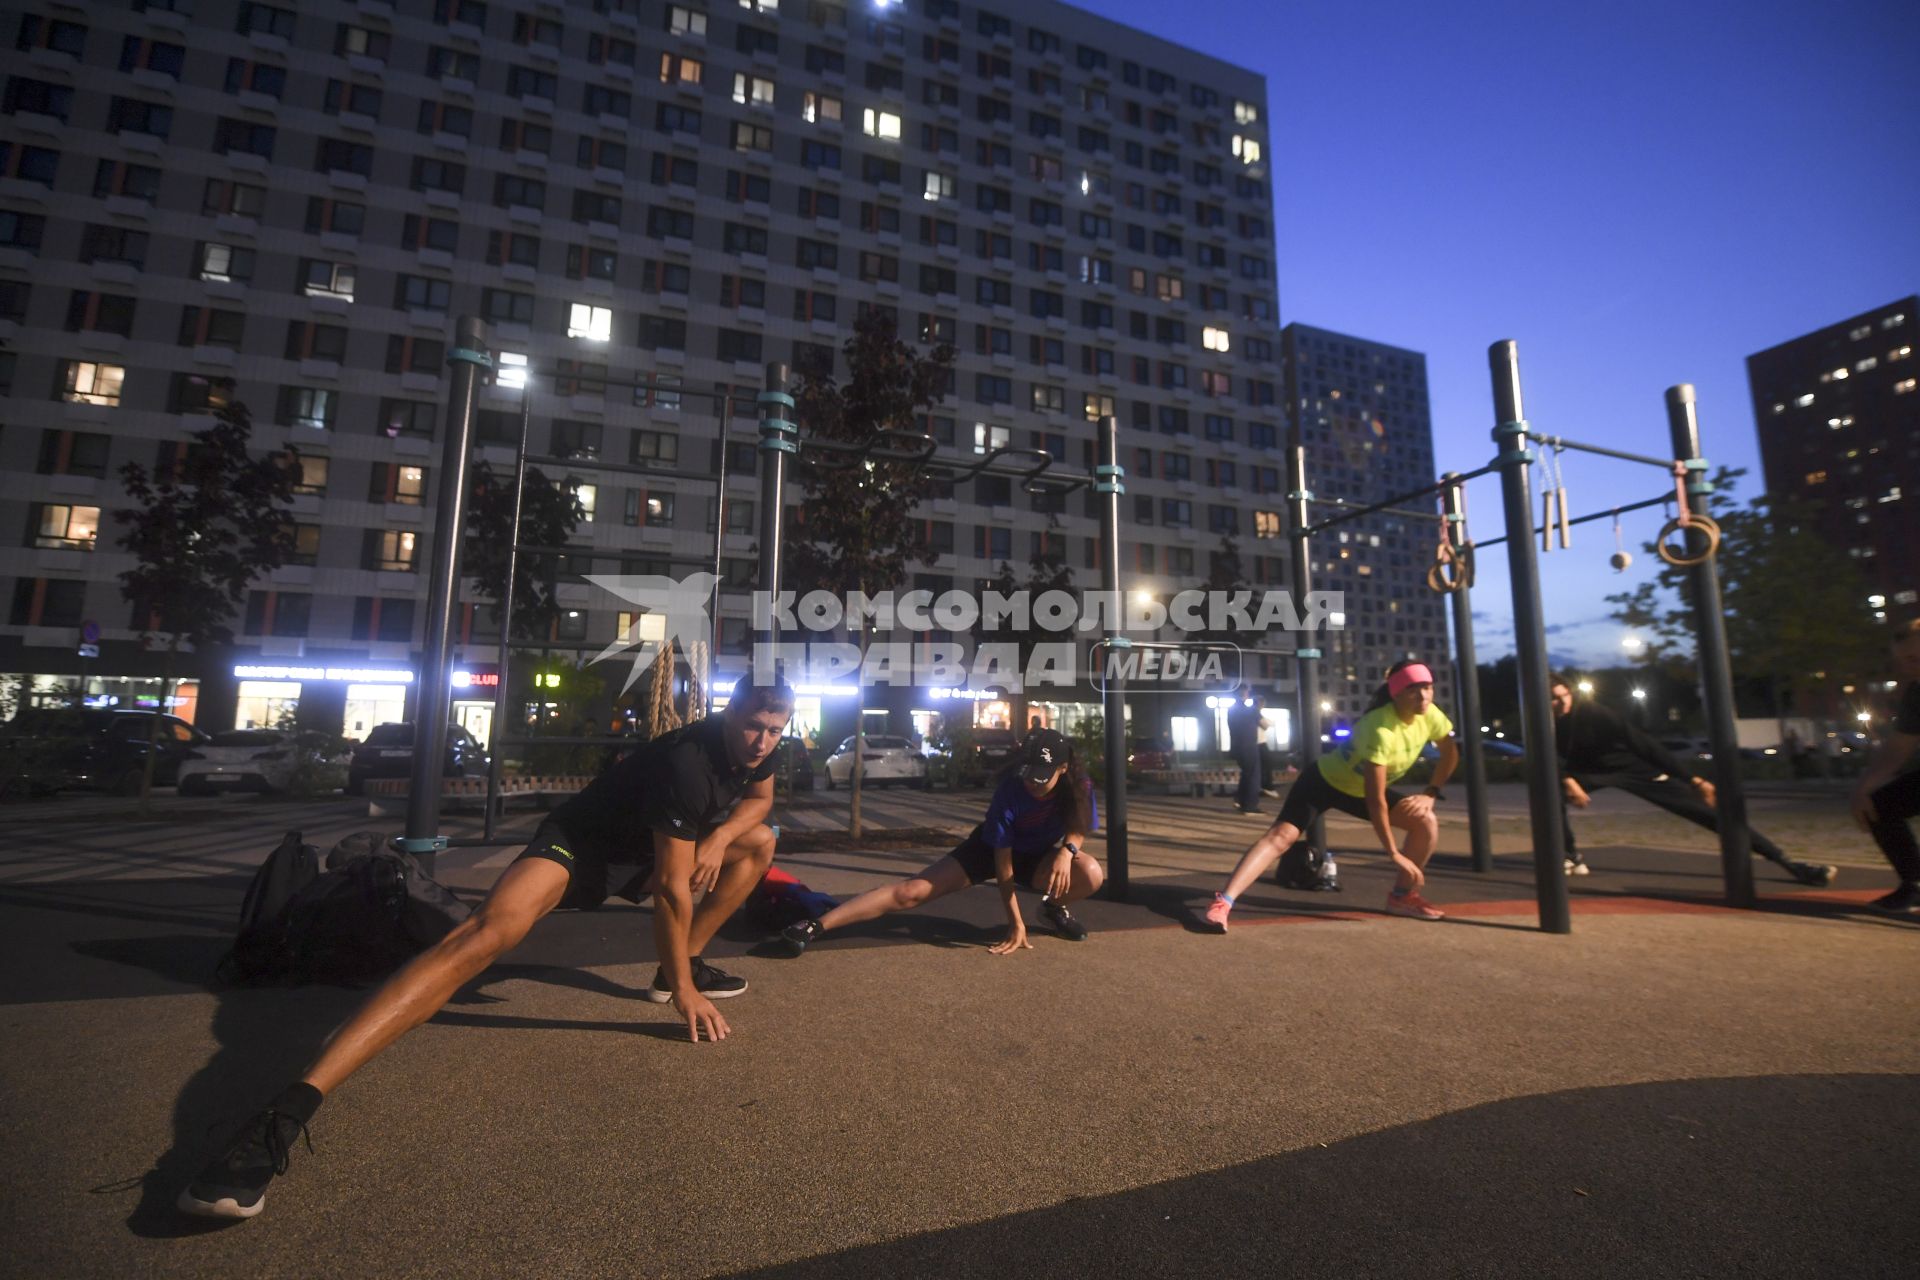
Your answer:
[1088,0,1920,665]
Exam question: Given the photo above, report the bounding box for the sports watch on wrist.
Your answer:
[1423,785,1446,802]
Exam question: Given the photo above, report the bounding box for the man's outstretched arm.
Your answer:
[653,830,729,1043]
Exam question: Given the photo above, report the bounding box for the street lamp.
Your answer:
[1577,680,1594,695]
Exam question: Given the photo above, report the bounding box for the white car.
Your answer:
[176,729,349,795]
[824,735,930,789]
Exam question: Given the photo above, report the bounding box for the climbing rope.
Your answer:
[1426,491,1475,594]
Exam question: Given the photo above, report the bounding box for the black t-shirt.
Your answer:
[1554,699,1692,782]
[1894,680,1920,736]
[550,716,775,862]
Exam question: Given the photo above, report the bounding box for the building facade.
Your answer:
[1746,296,1919,623]
[0,0,1316,759]
[1282,322,1451,730]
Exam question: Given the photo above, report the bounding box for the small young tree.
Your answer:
[790,306,955,837]
[116,389,296,808]
[462,461,587,640]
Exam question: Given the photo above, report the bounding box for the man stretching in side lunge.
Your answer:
[177,676,794,1220]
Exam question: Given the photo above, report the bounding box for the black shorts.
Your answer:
[1274,766,1406,832]
[513,819,657,911]
[948,826,1063,887]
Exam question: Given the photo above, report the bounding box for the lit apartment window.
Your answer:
[1794,393,1814,406]
[1891,346,1913,361]
[198,242,254,283]
[659,53,702,84]
[32,503,101,550]
[667,6,706,37]
[1202,326,1230,352]
[733,73,774,106]
[863,108,902,140]
[803,91,841,123]
[923,171,954,201]
[1232,135,1261,164]
[60,361,125,407]
[567,304,612,341]
[1254,510,1281,540]
[495,351,528,389]
[1233,100,1258,124]
[1895,378,1917,395]
[292,455,328,494]
[1804,471,1827,485]
[572,482,597,522]
[377,530,418,572]
[739,0,779,12]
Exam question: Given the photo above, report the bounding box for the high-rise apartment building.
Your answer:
[1282,322,1450,728]
[0,0,1285,755]
[1747,296,1919,621]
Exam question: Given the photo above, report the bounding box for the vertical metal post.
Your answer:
[482,383,534,841]
[754,363,794,662]
[405,316,488,872]
[1285,438,1326,852]
[1096,415,1130,901]
[1488,340,1569,933]
[707,388,733,714]
[1442,475,1493,872]
[1666,385,1754,907]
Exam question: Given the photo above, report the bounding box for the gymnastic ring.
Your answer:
[1654,513,1721,567]
[1426,544,1474,593]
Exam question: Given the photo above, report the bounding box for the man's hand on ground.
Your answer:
[672,990,729,1043]
[988,924,1032,955]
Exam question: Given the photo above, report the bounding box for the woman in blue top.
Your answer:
[779,729,1102,954]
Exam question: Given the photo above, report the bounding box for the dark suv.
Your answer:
[0,708,208,795]
[346,722,490,794]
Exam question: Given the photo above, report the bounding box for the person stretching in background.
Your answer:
[1850,620,1920,914]
[781,729,1102,953]
[1206,660,1459,930]
[1550,675,1835,886]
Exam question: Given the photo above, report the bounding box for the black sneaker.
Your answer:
[176,1108,312,1220]
[1040,898,1088,942]
[1866,884,1920,914]
[640,956,749,1002]
[780,917,823,956]
[1789,861,1837,888]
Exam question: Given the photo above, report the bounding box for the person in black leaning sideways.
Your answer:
[1851,619,1920,914]
[176,675,795,1222]
[1549,675,1835,886]
[1229,685,1265,814]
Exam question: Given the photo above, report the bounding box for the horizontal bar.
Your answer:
[1472,491,1671,549]
[1527,432,1674,471]
[519,453,725,485]
[1308,495,1440,522]
[1298,461,1500,537]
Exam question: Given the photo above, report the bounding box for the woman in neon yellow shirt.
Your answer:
[1205,659,1460,929]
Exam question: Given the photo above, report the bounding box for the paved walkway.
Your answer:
[0,782,1913,1277]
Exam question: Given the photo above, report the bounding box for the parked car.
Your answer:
[346,722,490,795]
[771,736,815,793]
[824,735,929,789]
[177,728,352,796]
[0,708,208,795]
[1128,735,1176,772]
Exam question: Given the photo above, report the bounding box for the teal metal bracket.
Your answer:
[391,835,449,856]
[1493,420,1535,466]
[1094,463,1125,495]
[447,347,492,369]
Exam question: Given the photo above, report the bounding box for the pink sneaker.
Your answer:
[1384,890,1445,920]
[1203,894,1232,933]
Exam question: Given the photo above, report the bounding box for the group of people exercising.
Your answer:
[180,618,1920,1222]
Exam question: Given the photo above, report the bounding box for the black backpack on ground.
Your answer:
[215,831,322,985]
[218,831,471,987]
[1277,845,1341,892]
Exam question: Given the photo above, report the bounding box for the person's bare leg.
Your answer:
[684,824,778,956]
[1222,822,1303,900]
[817,855,971,932]
[1388,800,1440,893]
[302,857,570,1096]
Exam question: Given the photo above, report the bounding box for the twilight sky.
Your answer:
[1087,0,1920,666]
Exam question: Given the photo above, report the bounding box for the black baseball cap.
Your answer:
[1020,729,1070,783]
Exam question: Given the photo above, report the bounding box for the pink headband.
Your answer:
[1387,664,1435,696]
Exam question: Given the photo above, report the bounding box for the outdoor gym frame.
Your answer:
[399,320,1748,933]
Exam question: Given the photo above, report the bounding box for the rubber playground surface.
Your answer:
[0,784,1914,1278]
